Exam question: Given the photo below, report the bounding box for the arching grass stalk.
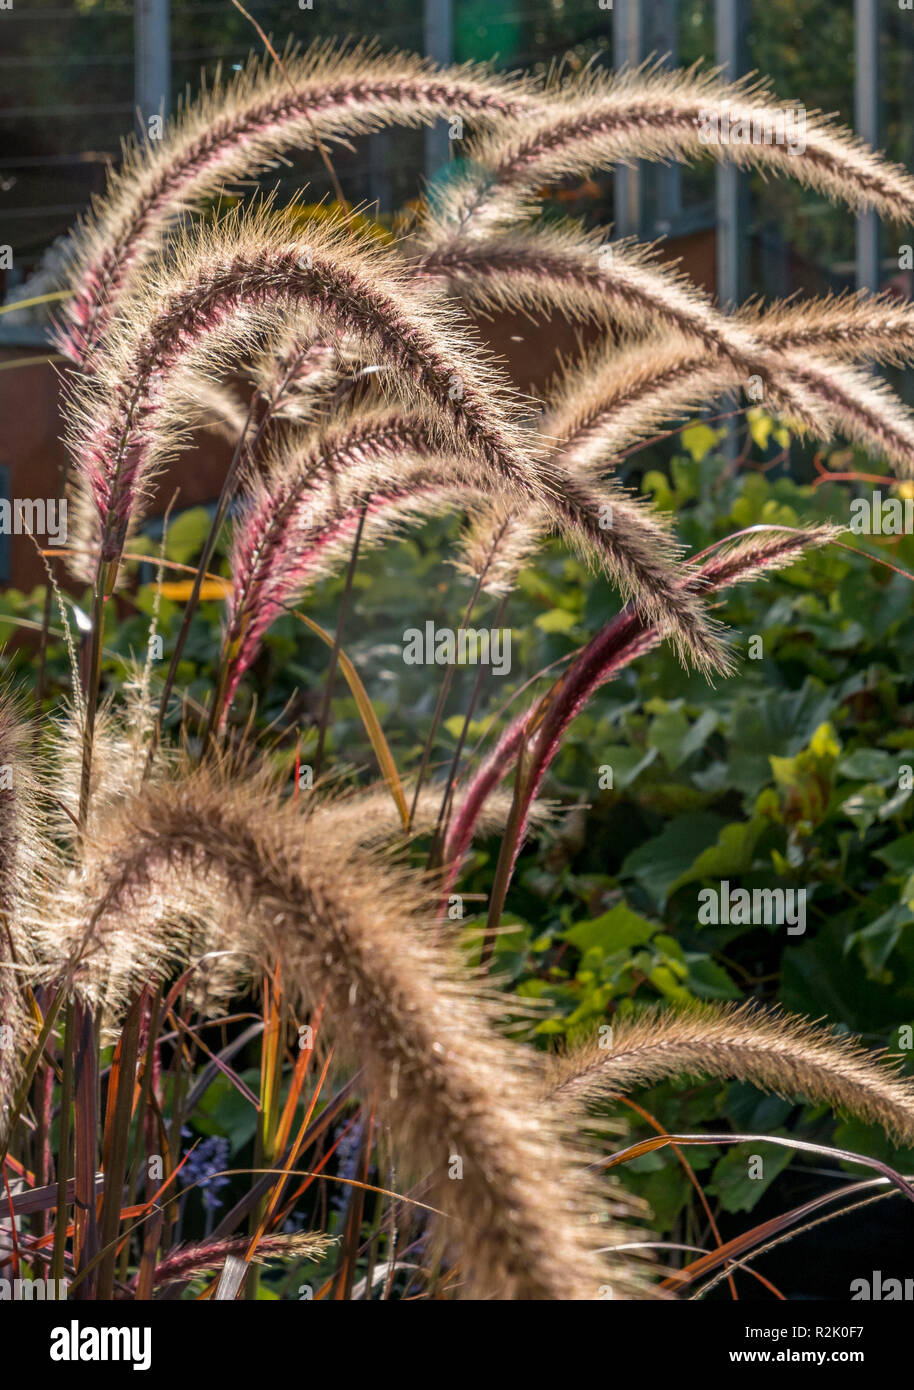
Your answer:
[460,525,840,945]
[407,567,488,832]
[429,589,510,869]
[312,503,369,781]
[149,392,260,770]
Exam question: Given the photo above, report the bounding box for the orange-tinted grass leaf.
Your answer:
[246,1048,335,1259]
[294,611,409,829]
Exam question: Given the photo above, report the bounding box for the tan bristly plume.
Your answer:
[424,255,914,605]
[452,318,899,617]
[413,216,914,473]
[547,334,914,478]
[443,524,841,883]
[251,327,358,426]
[39,766,649,1300]
[738,290,914,367]
[65,203,545,581]
[134,1232,337,1291]
[547,1002,914,1147]
[413,223,825,432]
[453,495,546,597]
[423,231,914,376]
[224,409,727,685]
[426,62,914,237]
[57,39,539,366]
[309,779,552,853]
[48,696,169,844]
[173,375,250,443]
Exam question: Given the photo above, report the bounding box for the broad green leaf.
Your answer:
[668,818,766,896]
[708,1141,794,1213]
[681,422,719,462]
[164,506,212,565]
[621,812,728,909]
[846,903,914,977]
[685,955,742,1000]
[838,748,898,782]
[595,744,659,791]
[562,902,658,956]
[876,833,914,874]
[841,783,887,836]
[781,923,910,1034]
[534,607,578,633]
[747,409,773,451]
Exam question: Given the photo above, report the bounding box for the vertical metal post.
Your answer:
[715,0,748,462]
[424,0,452,182]
[368,131,392,217]
[135,0,171,136]
[647,0,681,235]
[613,0,642,237]
[715,0,748,307]
[855,0,880,290]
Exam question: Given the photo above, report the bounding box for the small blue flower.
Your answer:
[283,1209,308,1234]
[331,1118,363,1215]
[180,1133,232,1211]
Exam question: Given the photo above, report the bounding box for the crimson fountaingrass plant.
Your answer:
[4,39,914,1300]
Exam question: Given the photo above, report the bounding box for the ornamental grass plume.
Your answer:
[413,224,825,432]
[737,289,914,365]
[415,228,914,476]
[128,1232,337,1294]
[57,40,538,367]
[66,204,547,583]
[547,1003,914,1147]
[424,62,914,238]
[45,764,645,1301]
[545,334,914,478]
[221,407,726,712]
[444,525,842,884]
[6,39,914,1303]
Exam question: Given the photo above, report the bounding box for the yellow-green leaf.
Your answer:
[293,611,408,828]
[535,607,578,633]
[681,422,719,462]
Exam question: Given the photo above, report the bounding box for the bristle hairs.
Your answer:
[222,408,728,701]
[548,1001,914,1147]
[426,61,914,236]
[58,39,539,365]
[418,223,914,476]
[415,224,824,432]
[545,332,914,478]
[22,42,914,1301]
[444,523,840,880]
[65,204,544,580]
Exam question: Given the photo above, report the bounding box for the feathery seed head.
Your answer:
[57,40,539,366]
[423,63,914,240]
[50,765,648,1299]
[66,206,544,581]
